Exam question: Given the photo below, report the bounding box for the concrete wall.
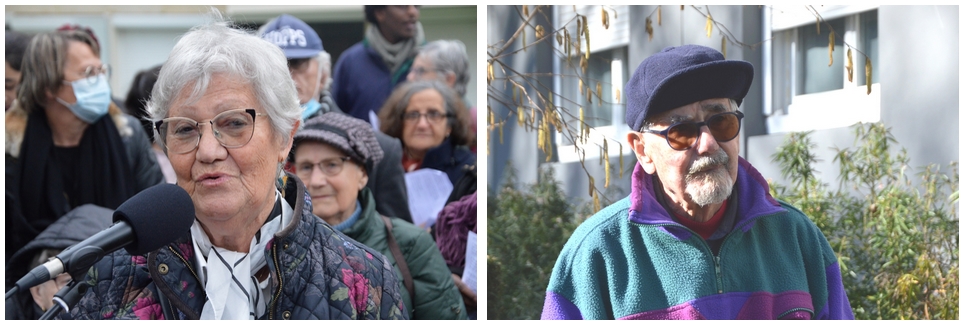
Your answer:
[486,5,552,192]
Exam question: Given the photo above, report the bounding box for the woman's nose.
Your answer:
[195,124,227,163]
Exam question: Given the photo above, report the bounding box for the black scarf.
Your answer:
[18,107,136,241]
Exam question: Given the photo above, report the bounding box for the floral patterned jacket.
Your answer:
[69,174,408,320]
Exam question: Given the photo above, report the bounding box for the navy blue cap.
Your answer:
[625,44,753,131]
[260,14,323,59]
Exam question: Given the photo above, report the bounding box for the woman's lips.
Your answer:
[312,194,334,201]
[197,173,229,187]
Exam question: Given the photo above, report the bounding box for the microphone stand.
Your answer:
[37,245,107,320]
[39,279,89,320]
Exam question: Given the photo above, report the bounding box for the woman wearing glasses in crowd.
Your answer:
[5,28,164,293]
[377,80,475,185]
[68,16,406,320]
[290,112,466,320]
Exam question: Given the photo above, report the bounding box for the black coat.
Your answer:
[5,204,114,320]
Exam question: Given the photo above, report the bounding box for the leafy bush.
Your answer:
[770,123,959,319]
[487,165,589,320]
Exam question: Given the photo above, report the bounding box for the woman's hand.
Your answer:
[451,273,476,309]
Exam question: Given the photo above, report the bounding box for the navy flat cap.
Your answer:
[625,44,753,131]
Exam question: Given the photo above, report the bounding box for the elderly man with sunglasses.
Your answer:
[541,45,854,320]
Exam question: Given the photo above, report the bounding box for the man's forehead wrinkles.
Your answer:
[702,102,728,113]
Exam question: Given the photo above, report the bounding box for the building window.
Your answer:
[559,47,628,130]
[796,16,846,94]
[552,5,630,162]
[767,6,880,134]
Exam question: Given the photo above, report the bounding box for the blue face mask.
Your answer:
[301,99,322,121]
[56,75,112,124]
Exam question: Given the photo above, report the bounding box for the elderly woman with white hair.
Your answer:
[69,16,406,320]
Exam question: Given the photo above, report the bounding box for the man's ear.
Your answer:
[373,8,387,25]
[627,131,657,175]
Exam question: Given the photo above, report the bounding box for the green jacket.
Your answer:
[341,188,467,320]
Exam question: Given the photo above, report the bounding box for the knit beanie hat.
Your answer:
[625,44,753,131]
[294,112,383,174]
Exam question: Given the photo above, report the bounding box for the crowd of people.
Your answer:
[5,6,476,320]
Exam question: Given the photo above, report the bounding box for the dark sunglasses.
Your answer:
[642,111,744,151]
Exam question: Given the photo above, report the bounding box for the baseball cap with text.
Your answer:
[260,14,323,59]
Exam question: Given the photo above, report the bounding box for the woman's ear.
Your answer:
[358,169,369,191]
[281,120,301,163]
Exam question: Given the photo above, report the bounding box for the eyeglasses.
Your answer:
[64,64,111,86]
[410,66,442,78]
[403,110,452,123]
[154,109,267,154]
[641,111,744,151]
[295,157,351,178]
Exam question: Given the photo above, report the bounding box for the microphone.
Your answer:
[11,183,195,293]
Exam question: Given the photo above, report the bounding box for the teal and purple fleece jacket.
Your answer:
[542,158,854,320]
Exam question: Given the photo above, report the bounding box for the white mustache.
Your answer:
[688,151,729,175]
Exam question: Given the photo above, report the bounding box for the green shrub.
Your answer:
[487,165,588,319]
[771,123,959,319]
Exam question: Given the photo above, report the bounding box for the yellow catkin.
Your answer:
[865,58,873,95]
[706,15,713,38]
[601,8,608,29]
[487,62,494,85]
[646,18,654,41]
[593,191,600,212]
[584,19,591,59]
[589,176,595,197]
[578,106,585,135]
[603,139,610,188]
[828,31,835,67]
[846,48,854,82]
[517,106,524,127]
[619,144,624,178]
[582,16,588,36]
[576,15,581,40]
[721,36,727,58]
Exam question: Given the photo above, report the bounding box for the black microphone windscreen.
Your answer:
[113,183,195,255]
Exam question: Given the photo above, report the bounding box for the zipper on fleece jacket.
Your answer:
[647,210,787,295]
[640,223,724,294]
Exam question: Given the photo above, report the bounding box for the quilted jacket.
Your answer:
[69,174,408,320]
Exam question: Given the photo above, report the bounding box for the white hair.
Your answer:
[317,51,332,91]
[418,39,470,97]
[148,10,300,147]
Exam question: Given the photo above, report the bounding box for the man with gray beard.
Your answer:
[542,45,853,320]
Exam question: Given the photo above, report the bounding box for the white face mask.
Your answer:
[56,75,112,123]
